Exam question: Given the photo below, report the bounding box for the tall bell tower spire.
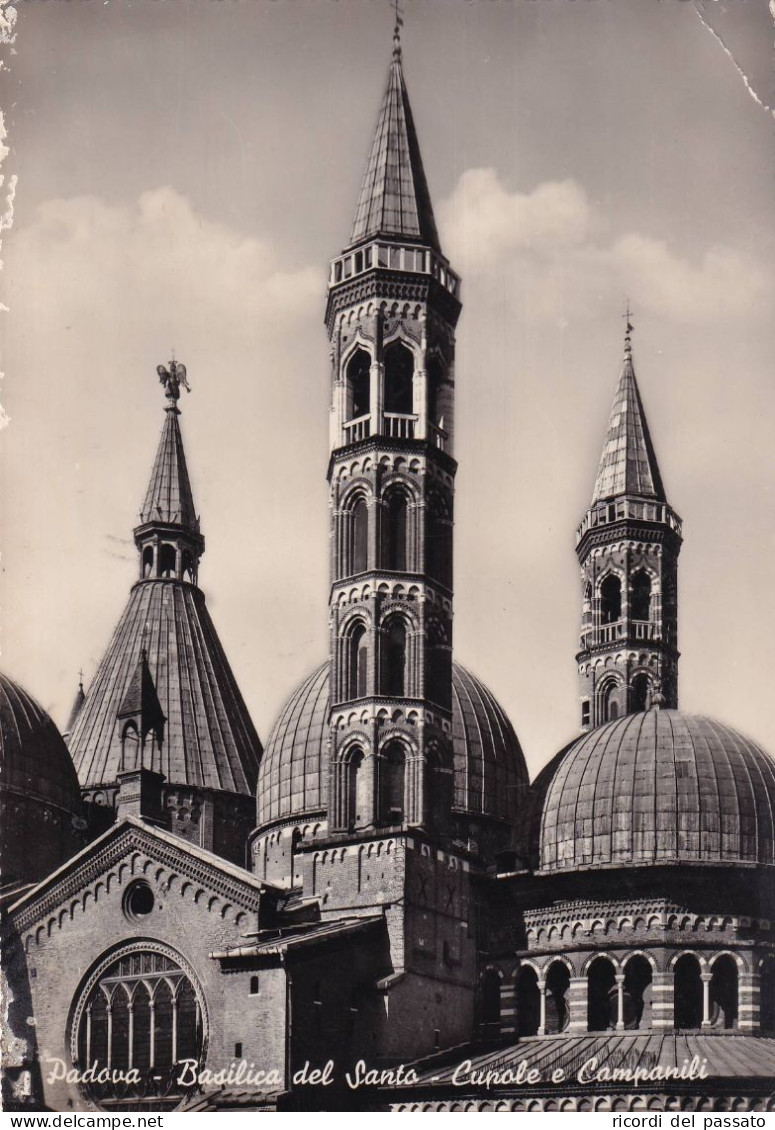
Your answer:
[325,29,461,834]
[575,319,682,730]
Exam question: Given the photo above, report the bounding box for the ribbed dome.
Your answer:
[539,710,775,873]
[256,661,527,829]
[1,673,83,885]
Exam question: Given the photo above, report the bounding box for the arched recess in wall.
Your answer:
[600,575,622,624]
[599,678,621,723]
[545,961,570,1034]
[381,615,408,697]
[622,955,652,1029]
[380,740,407,826]
[383,487,410,572]
[587,956,617,1032]
[121,723,140,772]
[142,546,154,578]
[631,672,651,713]
[761,956,775,1033]
[383,341,414,416]
[709,955,738,1030]
[344,619,369,701]
[427,493,452,589]
[674,954,703,1030]
[426,617,452,711]
[631,570,652,621]
[159,543,176,579]
[345,347,371,422]
[516,966,540,1037]
[345,745,369,830]
[342,492,369,577]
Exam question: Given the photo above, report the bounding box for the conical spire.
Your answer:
[139,360,199,531]
[63,673,86,737]
[591,325,666,504]
[349,29,441,252]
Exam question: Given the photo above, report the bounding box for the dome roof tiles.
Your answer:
[256,661,527,830]
[539,710,775,872]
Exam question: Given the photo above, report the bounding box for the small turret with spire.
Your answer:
[575,315,682,730]
[135,359,204,586]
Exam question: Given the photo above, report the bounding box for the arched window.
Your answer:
[601,682,620,723]
[478,970,501,1039]
[380,742,406,825]
[346,747,367,829]
[74,948,204,1109]
[587,957,617,1032]
[346,622,368,700]
[384,341,414,415]
[428,499,452,588]
[623,956,652,1029]
[674,954,703,1030]
[346,348,371,421]
[600,575,621,624]
[545,962,570,1034]
[709,956,738,1030]
[384,490,409,572]
[631,570,652,621]
[121,722,140,772]
[159,543,176,579]
[632,673,650,713]
[142,547,154,579]
[182,551,195,584]
[351,496,368,575]
[382,617,407,697]
[427,620,452,710]
[517,967,540,1037]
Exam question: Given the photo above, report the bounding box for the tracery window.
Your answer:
[73,947,205,1111]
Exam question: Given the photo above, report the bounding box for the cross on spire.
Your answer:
[393,0,404,56]
[623,301,634,355]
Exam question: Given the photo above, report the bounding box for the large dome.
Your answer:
[539,709,775,873]
[0,673,84,886]
[256,661,527,830]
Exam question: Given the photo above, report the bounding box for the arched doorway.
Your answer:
[674,954,703,1030]
[516,967,540,1038]
[587,957,617,1032]
[709,956,738,1029]
[623,955,653,1029]
[545,962,570,1034]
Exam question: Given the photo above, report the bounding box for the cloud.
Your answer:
[438,169,770,325]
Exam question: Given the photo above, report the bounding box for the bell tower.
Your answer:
[576,321,682,730]
[325,28,461,835]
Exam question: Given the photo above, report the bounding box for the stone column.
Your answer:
[650,970,673,1029]
[567,977,588,1033]
[537,979,547,1036]
[615,972,625,1031]
[738,971,759,1032]
[372,361,384,437]
[701,971,712,1029]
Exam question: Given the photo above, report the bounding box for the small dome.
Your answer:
[539,710,775,873]
[0,673,84,885]
[256,661,527,830]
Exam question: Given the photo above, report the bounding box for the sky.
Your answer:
[1,0,774,777]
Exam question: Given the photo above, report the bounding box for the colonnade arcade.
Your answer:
[478,950,774,1039]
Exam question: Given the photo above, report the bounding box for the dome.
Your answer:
[256,661,527,830]
[0,673,84,885]
[539,709,775,873]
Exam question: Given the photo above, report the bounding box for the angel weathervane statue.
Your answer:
[156,358,191,406]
